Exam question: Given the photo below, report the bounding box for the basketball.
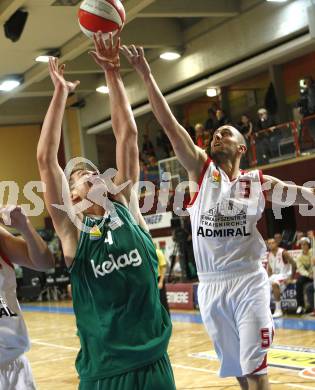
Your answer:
[78,0,125,39]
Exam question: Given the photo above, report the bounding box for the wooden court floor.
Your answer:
[22,302,315,389]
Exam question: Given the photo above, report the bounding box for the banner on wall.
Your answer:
[144,212,172,231]
[165,283,194,310]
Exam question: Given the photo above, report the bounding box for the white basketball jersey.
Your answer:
[187,158,266,274]
[0,255,30,367]
[267,248,291,276]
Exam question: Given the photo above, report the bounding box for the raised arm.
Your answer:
[263,174,315,205]
[89,33,148,229]
[90,33,139,194]
[120,45,207,180]
[37,58,80,261]
[0,206,54,271]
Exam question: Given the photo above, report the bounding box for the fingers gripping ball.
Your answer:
[78,0,125,39]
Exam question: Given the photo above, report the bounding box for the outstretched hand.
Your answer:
[120,45,151,79]
[0,205,29,232]
[48,57,80,94]
[89,31,120,71]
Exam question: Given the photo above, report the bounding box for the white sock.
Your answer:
[275,301,281,311]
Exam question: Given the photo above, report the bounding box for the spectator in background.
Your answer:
[300,76,315,115]
[139,158,147,182]
[307,229,314,242]
[256,107,276,132]
[203,130,211,153]
[306,257,315,315]
[213,109,229,129]
[204,107,216,133]
[142,132,155,157]
[259,107,281,158]
[146,154,160,186]
[156,129,172,159]
[194,123,205,148]
[239,114,253,167]
[267,238,297,318]
[274,232,282,247]
[292,231,305,249]
[48,232,63,267]
[184,122,195,142]
[156,248,170,315]
[239,113,253,139]
[297,76,315,143]
[255,108,276,164]
[295,237,313,314]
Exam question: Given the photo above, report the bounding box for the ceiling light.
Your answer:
[0,80,20,91]
[160,52,181,61]
[35,49,60,63]
[206,88,218,97]
[266,0,287,2]
[96,85,109,94]
[35,55,50,63]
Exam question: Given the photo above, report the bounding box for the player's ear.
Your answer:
[70,189,81,204]
[238,144,247,154]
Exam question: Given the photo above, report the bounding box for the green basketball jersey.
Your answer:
[69,201,172,381]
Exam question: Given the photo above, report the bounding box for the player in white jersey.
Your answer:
[0,205,54,390]
[122,45,315,390]
[267,238,296,318]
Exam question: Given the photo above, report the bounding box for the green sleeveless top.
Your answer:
[69,201,172,381]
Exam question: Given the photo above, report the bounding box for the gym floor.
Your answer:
[22,302,315,389]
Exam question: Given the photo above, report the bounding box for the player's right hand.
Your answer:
[89,31,120,71]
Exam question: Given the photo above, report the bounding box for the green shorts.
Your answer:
[79,354,176,390]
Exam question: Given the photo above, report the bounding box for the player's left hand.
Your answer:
[0,205,29,231]
[89,31,120,71]
[158,280,163,289]
[48,57,80,94]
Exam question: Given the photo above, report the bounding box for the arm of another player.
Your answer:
[90,33,139,199]
[90,33,149,230]
[158,265,167,290]
[156,249,167,290]
[120,45,207,181]
[267,263,273,277]
[0,206,54,271]
[263,174,315,205]
[283,251,297,284]
[37,58,79,262]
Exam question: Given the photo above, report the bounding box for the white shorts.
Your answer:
[198,264,274,378]
[0,355,36,390]
[269,274,289,292]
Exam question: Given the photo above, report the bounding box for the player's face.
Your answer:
[70,169,107,203]
[241,115,248,125]
[274,234,282,244]
[267,239,277,251]
[301,242,310,253]
[210,126,242,163]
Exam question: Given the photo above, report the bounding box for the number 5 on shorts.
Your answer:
[260,328,271,348]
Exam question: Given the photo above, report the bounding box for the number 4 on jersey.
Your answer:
[104,230,113,245]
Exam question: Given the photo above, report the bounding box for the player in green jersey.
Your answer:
[37,32,175,390]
